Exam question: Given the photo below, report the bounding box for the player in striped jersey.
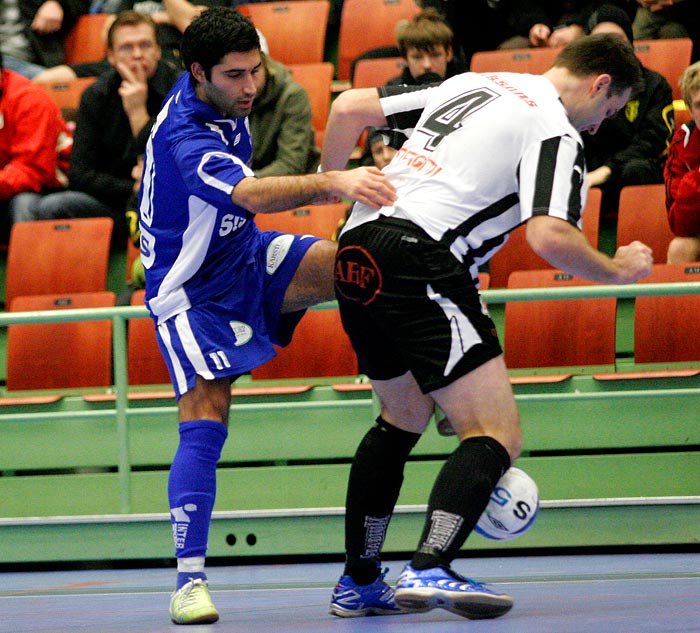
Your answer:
[138,8,396,625]
[324,34,653,620]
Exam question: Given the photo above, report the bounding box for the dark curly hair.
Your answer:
[181,7,260,82]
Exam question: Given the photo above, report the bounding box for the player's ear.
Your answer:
[591,73,612,96]
[190,62,206,84]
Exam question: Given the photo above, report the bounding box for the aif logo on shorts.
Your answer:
[266,235,294,274]
[335,245,382,305]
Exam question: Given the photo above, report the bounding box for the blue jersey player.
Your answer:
[138,7,396,625]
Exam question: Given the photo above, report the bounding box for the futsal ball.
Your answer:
[474,466,539,541]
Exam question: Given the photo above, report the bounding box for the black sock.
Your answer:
[344,417,420,584]
[411,436,511,570]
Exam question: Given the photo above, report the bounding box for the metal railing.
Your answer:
[2,280,700,513]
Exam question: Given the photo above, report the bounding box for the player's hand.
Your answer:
[611,240,653,283]
[326,166,397,209]
[32,0,64,34]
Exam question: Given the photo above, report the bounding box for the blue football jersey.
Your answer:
[139,72,262,324]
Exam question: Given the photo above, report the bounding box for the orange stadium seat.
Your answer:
[251,307,358,379]
[127,290,172,386]
[633,38,692,101]
[352,57,405,88]
[504,268,617,371]
[616,184,674,264]
[287,62,334,148]
[63,13,111,65]
[253,201,349,240]
[36,76,96,121]
[7,292,115,390]
[632,263,700,365]
[469,47,561,75]
[337,0,420,81]
[238,1,330,65]
[5,217,113,308]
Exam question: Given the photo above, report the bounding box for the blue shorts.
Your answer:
[154,231,319,398]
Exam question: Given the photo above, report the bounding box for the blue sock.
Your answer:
[176,570,207,589]
[168,419,228,588]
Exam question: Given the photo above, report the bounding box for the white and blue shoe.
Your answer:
[329,567,405,617]
[394,563,513,619]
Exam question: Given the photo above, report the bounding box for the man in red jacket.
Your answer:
[0,50,72,240]
[665,60,700,263]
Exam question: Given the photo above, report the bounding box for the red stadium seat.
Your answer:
[238,1,330,65]
[504,268,617,371]
[5,217,113,308]
[251,307,358,379]
[337,0,420,80]
[7,292,115,390]
[616,184,674,264]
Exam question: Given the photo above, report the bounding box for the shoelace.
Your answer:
[178,580,206,607]
[449,573,489,590]
[377,567,390,583]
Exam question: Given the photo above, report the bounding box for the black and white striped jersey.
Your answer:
[341,71,587,277]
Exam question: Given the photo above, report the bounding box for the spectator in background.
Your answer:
[581,4,673,218]
[13,10,181,239]
[665,61,700,263]
[417,0,516,67]
[362,10,458,168]
[34,1,185,83]
[632,0,700,59]
[34,2,269,85]
[362,128,397,171]
[0,0,90,78]
[248,53,320,177]
[0,50,72,239]
[386,8,466,87]
[341,128,398,240]
[500,0,635,49]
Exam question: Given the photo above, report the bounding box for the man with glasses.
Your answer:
[12,9,181,239]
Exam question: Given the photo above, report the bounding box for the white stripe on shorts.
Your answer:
[427,283,482,376]
[157,319,189,395]
[174,311,215,382]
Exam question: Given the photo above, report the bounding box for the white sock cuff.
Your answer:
[177,556,205,573]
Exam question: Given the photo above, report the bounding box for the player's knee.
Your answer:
[461,421,522,463]
[178,377,232,424]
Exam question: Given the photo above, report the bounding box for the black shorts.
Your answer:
[335,217,502,393]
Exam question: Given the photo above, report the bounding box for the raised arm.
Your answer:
[321,88,388,172]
